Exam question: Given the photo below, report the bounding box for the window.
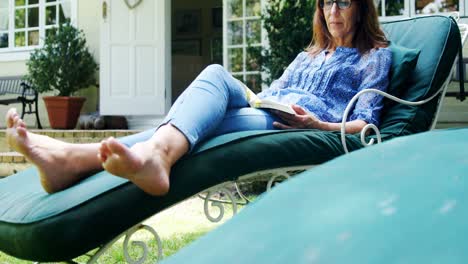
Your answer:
[377,0,463,19]
[415,0,458,14]
[225,0,264,93]
[376,0,407,19]
[0,0,72,52]
[0,0,8,48]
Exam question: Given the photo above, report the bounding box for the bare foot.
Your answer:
[99,137,171,196]
[5,108,94,193]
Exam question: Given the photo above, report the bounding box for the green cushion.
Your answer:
[162,128,468,264]
[379,16,460,139]
[387,42,421,96]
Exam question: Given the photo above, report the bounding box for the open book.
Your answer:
[239,80,296,115]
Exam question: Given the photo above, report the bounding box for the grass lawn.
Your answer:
[0,196,246,263]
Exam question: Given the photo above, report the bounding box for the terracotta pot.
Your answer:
[43,96,86,129]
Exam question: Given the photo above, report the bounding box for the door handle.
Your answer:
[102,1,108,20]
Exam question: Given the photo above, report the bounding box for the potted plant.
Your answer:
[27,21,98,129]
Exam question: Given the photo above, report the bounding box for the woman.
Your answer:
[5,0,391,196]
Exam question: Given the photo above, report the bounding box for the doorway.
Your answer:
[171,0,223,103]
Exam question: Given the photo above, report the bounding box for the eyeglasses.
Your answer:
[319,0,354,10]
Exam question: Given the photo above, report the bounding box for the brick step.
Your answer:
[0,129,141,177]
[0,129,141,152]
[0,151,26,163]
[0,152,30,177]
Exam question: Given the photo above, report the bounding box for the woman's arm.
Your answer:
[273,105,368,134]
[348,48,392,127]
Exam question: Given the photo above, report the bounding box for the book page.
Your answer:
[238,79,295,115]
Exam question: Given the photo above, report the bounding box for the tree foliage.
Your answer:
[27,22,98,96]
[261,0,316,85]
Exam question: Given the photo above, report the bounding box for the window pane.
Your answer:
[59,0,71,22]
[211,37,223,64]
[246,74,261,93]
[15,0,25,6]
[0,9,8,30]
[228,21,243,45]
[59,7,66,23]
[246,19,261,44]
[15,31,25,47]
[0,32,8,48]
[46,5,57,25]
[246,0,261,17]
[246,46,261,71]
[232,74,244,83]
[28,30,38,45]
[385,0,404,16]
[376,0,382,16]
[28,7,39,27]
[228,0,242,18]
[59,4,66,22]
[228,48,243,72]
[15,8,26,29]
[29,0,39,4]
[415,0,458,14]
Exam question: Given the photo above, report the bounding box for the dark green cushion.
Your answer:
[379,16,460,139]
[162,128,468,264]
[387,42,421,96]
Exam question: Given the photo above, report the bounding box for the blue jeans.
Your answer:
[119,64,281,151]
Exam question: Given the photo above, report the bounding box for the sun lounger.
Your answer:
[0,15,462,263]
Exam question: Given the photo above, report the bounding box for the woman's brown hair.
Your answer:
[307,0,388,55]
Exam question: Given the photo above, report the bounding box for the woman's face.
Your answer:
[323,0,359,47]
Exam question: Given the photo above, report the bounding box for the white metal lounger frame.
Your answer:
[33,22,468,264]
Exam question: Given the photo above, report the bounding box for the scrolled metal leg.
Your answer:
[86,223,162,264]
[203,187,238,223]
[266,173,290,191]
[123,224,163,264]
[234,181,252,204]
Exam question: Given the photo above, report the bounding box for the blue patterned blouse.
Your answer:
[257,47,392,126]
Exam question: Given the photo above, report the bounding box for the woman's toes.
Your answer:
[97,152,107,163]
[99,140,111,155]
[13,115,19,125]
[106,138,127,156]
[17,126,27,138]
[18,119,26,128]
[6,109,16,128]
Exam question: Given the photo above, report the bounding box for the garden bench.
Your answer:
[0,76,42,129]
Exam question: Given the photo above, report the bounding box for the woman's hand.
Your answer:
[272,105,369,133]
[272,105,323,130]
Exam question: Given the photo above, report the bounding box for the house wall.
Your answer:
[0,61,27,76]
[74,0,100,115]
[0,0,100,128]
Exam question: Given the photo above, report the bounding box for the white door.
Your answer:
[100,0,171,116]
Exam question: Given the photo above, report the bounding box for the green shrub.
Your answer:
[261,0,316,85]
[26,21,98,96]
